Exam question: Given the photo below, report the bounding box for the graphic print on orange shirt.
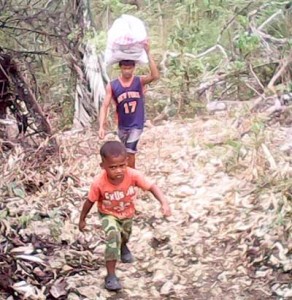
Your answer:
[103,186,136,213]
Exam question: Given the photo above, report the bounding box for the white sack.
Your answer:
[105,14,148,65]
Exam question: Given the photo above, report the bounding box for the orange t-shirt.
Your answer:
[88,167,153,219]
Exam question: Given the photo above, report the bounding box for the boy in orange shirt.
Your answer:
[79,140,171,291]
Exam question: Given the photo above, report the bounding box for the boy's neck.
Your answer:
[119,75,134,85]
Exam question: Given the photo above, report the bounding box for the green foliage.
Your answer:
[235,32,260,56]
[168,22,199,52]
[228,60,245,71]
[225,139,242,151]
[48,208,63,241]
[0,209,9,221]
[88,31,107,52]
[5,182,26,198]
[251,118,265,136]
[1,0,291,127]
[237,15,249,28]
[100,0,138,16]
[19,214,34,228]
[162,55,204,103]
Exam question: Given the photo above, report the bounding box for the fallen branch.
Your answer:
[196,74,229,95]
[268,53,292,93]
[248,63,265,91]
[160,2,290,100]
[2,47,51,56]
[0,23,61,38]
[258,9,284,31]
[195,69,249,95]
[261,143,277,169]
[160,45,228,76]
[247,2,289,19]
[254,28,288,44]
[196,44,228,59]
[244,81,264,97]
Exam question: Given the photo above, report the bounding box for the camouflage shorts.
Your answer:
[101,214,133,261]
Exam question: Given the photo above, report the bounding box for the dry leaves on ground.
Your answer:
[0,109,291,299]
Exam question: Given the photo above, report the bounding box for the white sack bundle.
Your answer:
[105,14,148,65]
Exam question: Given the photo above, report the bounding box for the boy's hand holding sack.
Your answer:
[105,14,149,65]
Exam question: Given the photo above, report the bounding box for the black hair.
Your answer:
[119,60,136,67]
[100,140,127,160]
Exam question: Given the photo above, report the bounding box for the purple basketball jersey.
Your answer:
[111,76,145,130]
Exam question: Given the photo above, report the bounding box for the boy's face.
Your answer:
[120,65,135,79]
[100,154,128,184]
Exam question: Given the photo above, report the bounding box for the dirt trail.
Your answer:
[104,118,290,300]
[1,113,291,299]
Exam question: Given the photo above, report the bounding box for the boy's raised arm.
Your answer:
[149,184,171,217]
[79,199,94,231]
[140,41,160,85]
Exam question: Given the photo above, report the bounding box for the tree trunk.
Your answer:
[72,0,108,129]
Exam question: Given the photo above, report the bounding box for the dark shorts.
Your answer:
[118,128,143,154]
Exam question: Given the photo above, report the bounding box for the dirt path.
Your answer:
[64,116,290,299]
[100,119,290,300]
[1,114,291,299]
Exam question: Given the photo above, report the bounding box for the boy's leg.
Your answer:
[101,215,122,290]
[118,128,143,169]
[127,153,136,169]
[120,218,134,263]
[106,260,117,276]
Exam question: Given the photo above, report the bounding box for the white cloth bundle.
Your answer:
[105,14,148,65]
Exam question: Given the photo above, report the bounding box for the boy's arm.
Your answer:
[79,199,94,231]
[149,184,171,217]
[140,41,160,86]
[99,84,112,139]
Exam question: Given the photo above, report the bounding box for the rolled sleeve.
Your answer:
[88,182,100,202]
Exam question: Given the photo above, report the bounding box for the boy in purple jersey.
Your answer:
[98,41,160,168]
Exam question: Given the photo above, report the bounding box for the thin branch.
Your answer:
[268,53,292,92]
[0,23,61,38]
[248,63,265,91]
[254,29,288,44]
[196,44,228,59]
[220,83,237,97]
[217,1,253,43]
[44,0,55,9]
[262,144,277,169]
[0,62,10,81]
[2,47,51,56]
[258,10,284,31]
[160,45,228,75]
[1,30,29,50]
[247,2,282,19]
[244,81,264,97]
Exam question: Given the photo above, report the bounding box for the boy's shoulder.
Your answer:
[126,167,144,176]
[92,170,108,185]
[126,167,153,190]
[110,78,119,85]
[126,167,148,182]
